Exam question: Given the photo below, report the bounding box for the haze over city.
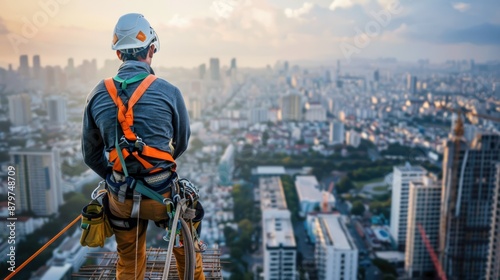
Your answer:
[1,0,500,68]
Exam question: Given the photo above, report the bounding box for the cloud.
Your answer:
[452,2,471,13]
[168,14,191,28]
[284,2,314,19]
[440,23,500,45]
[210,0,237,19]
[329,0,369,11]
[0,17,9,35]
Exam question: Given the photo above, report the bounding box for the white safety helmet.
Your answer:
[112,13,160,54]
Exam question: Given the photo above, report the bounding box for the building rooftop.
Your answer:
[259,176,288,210]
[255,166,286,175]
[318,214,356,250]
[263,209,296,248]
[295,175,323,203]
[395,162,426,173]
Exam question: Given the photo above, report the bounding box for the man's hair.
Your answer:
[118,45,150,62]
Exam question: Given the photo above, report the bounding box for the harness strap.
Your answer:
[103,74,177,173]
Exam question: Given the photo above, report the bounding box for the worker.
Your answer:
[81,13,205,280]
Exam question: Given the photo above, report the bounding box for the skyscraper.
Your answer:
[407,74,417,94]
[198,63,206,80]
[390,163,426,250]
[46,96,67,125]
[8,94,32,126]
[33,55,41,80]
[374,69,380,82]
[19,55,30,78]
[405,176,441,278]
[280,93,302,121]
[439,133,500,279]
[486,163,500,280]
[209,58,220,81]
[329,121,345,145]
[230,58,236,70]
[10,149,63,216]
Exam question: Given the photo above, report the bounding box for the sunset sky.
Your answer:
[1,0,499,69]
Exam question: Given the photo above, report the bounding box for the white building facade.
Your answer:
[314,214,358,280]
[390,163,426,250]
[405,176,441,278]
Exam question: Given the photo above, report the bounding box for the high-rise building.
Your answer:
[390,163,426,250]
[19,55,30,78]
[198,63,206,80]
[280,94,302,121]
[209,58,220,81]
[313,213,358,280]
[33,55,41,80]
[263,209,297,280]
[346,129,361,148]
[10,149,63,216]
[230,58,236,70]
[374,69,380,82]
[218,144,234,186]
[407,74,417,94]
[405,176,441,278]
[189,97,202,120]
[329,121,345,145]
[439,133,500,279]
[8,94,32,126]
[46,96,67,125]
[259,176,297,280]
[486,163,500,280]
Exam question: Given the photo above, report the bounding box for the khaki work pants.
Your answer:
[108,191,205,280]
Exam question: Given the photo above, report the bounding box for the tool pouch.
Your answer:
[80,197,114,247]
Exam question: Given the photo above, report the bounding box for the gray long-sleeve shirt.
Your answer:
[82,60,190,179]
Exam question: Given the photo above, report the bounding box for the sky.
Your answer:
[0,0,499,69]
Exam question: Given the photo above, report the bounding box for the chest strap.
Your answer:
[103,75,176,173]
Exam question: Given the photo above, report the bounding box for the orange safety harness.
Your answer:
[103,74,176,174]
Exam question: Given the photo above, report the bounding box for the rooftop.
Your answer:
[263,209,296,248]
[295,175,323,203]
[317,213,356,250]
[395,162,426,173]
[259,176,287,210]
[255,166,286,175]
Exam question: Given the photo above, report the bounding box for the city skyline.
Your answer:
[0,0,499,69]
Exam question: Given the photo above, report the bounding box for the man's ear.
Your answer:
[116,50,122,60]
[148,45,155,58]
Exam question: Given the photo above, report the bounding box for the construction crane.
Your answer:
[321,182,334,213]
[417,223,447,280]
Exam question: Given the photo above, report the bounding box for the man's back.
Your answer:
[82,60,190,177]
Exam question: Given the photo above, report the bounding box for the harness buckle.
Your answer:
[134,136,146,152]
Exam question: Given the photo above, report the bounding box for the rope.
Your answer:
[162,202,182,280]
[4,214,82,280]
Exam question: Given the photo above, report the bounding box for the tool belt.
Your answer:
[106,169,175,203]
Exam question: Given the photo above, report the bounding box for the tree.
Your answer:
[372,258,397,276]
[337,177,355,194]
[351,201,365,216]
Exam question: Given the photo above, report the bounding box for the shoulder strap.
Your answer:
[104,74,157,141]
